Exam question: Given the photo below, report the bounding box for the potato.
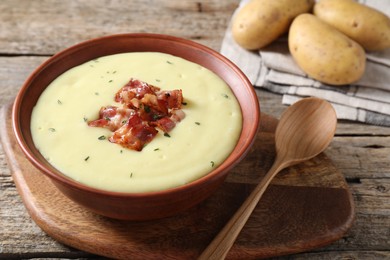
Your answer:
[232,0,314,50]
[314,0,390,51]
[288,14,366,85]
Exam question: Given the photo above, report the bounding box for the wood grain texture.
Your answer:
[0,105,354,259]
[1,0,390,259]
[0,0,238,55]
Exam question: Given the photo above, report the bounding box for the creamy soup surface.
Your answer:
[31,52,242,193]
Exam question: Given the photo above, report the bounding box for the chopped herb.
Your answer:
[95,92,99,95]
[108,79,113,83]
[112,70,117,74]
[120,150,123,153]
[182,102,187,106]
[98,135,106,140]
[105,117,111,121]
[144,105,151,113]
[166,60,174,65]
[84,156,90,161]
[221,93,229,99]
[152,114,162,120]
[195,122,201,125]
[122,119,128,124]
[93,59,99,63]
[156,79,161,82]
[211,161,215,167]
[130,172,133,178]
[83,117,88,122]
[57,99,62,105]
[89,64,94,68]
[154,148,160,151]
[48,128,56,132]
[164,133,171,138]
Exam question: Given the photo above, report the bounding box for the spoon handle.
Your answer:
[198,158,285,260]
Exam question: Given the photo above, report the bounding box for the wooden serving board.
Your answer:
[0,104,354,259]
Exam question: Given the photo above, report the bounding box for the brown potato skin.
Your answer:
[288,14,366,85]
[232,0,314,50]
[314,0,390,51]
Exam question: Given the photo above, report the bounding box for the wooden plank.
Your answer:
[0,56,48,104]
[329,136,390,178]
[0,0,239,55]
[282,251,390,259]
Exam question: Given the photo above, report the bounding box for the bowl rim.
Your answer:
[12,33,260,198]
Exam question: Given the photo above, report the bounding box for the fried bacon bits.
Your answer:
[88,78,185,151]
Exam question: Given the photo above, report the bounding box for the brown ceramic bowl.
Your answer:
[12,33,260,220]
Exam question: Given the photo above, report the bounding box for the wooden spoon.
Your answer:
[199,97,337,259]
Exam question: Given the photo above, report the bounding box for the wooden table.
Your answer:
[1,1,389,259]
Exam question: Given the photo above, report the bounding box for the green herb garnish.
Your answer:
[57,99,62,105]
[48,128,56,132]
[84,156,90,161]
[98,135,106,140]
[144,105,151,113]
[210,161,215,167]
[195,122,200,125]
[152,114,162,120]
[164,133,171,138]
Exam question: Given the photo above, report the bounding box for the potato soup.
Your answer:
[31,52,242,193]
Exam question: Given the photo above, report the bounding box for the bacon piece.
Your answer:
[151,117,176,133]
[109,114,158,151]
[151,109,185,133]
[88,106,134,131]
[115,78,161,105]
[157,90,183,109]
[88,78,186,151]
[141,94,168,114]
[138,94,169,122]
[170,109,185,122]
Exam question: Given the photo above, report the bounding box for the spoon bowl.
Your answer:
[199,97,337,259]
[275,97,338,168]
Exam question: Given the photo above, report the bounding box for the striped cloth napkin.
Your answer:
[221,0,390,126]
